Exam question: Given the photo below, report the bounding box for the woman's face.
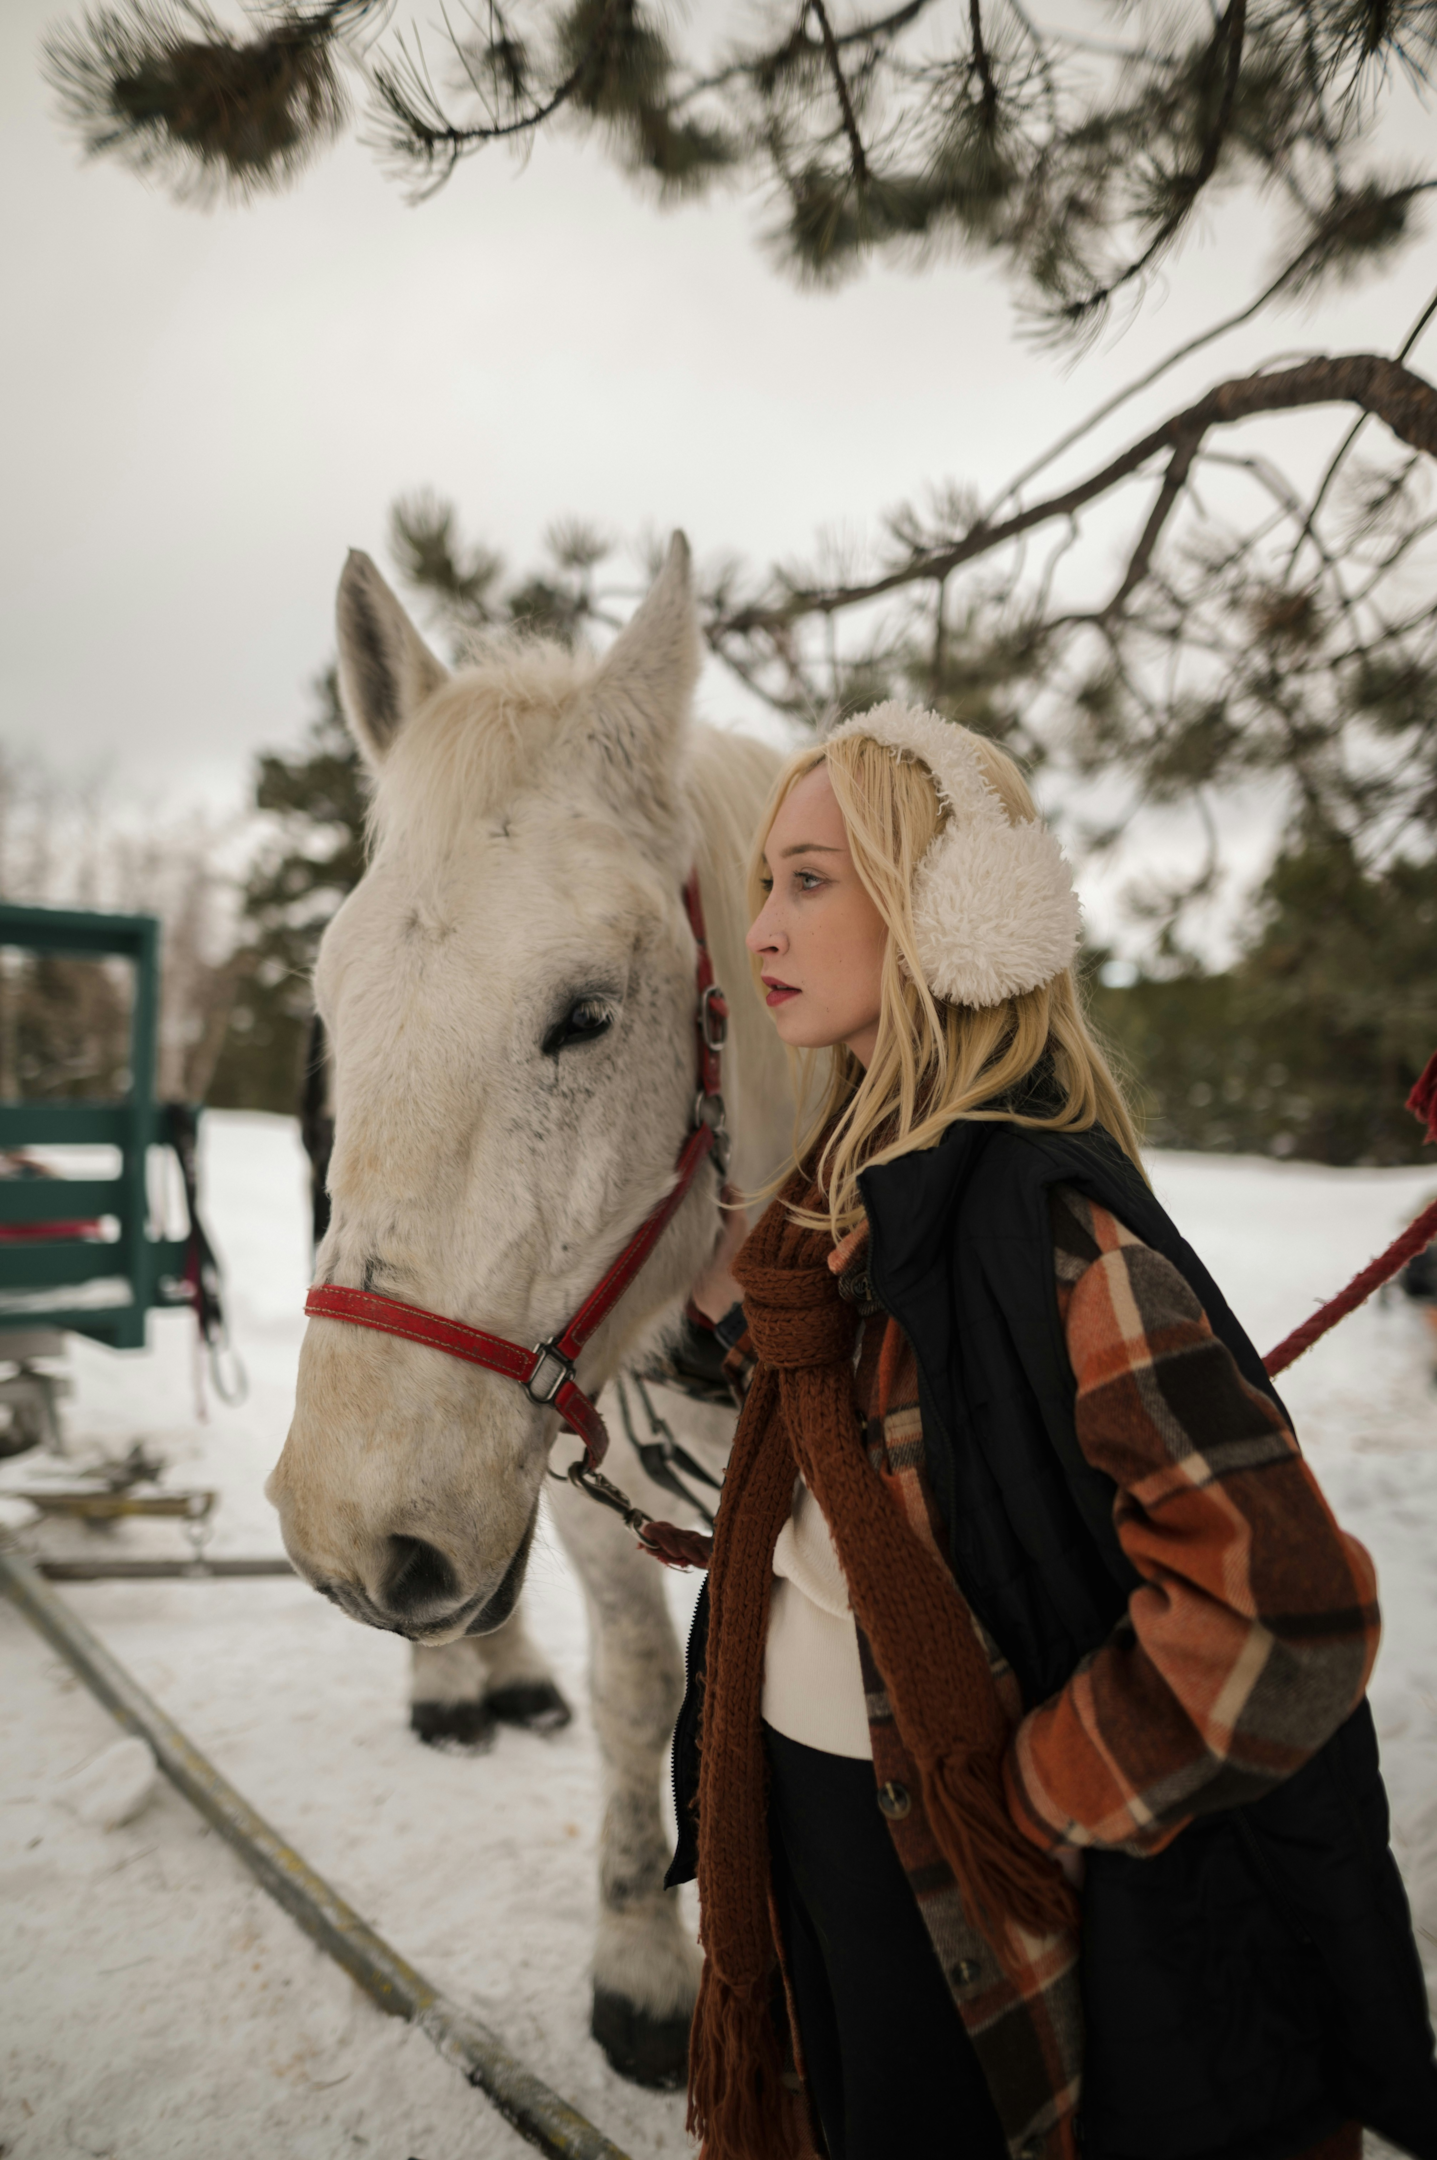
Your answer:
[745,762,887,1068]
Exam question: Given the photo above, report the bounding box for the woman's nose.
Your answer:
[745,905,782,954]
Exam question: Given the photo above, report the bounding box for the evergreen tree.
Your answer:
[207,666,367,1112]
[1092,834,1437,1164]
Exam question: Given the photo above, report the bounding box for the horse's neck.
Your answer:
[686,727,793,1201]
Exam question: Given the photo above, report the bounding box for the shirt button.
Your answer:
[876,1780,910,1819]
[953,1958,981,1986]
[1018,2140,1046,2160]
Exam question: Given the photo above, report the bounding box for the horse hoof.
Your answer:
[486,1680,573,1734]
[591,1987,690,2090]
[410,1698,497,1751]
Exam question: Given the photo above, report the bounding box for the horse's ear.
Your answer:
[585,532,701,813]
[335,550,448,768]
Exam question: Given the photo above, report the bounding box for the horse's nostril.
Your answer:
[383,1534,460,1617]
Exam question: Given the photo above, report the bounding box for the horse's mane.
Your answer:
[686,726,792,1189]
[686,726,774,975]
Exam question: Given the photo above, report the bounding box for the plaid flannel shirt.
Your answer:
[720,1179,1379,2158]
[1003,1185,1379,1858]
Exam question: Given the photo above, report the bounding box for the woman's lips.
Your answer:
[763,979,799,1007]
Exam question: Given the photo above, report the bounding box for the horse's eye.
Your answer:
[542,998,613,1055]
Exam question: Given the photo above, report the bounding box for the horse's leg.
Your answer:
[474,1599,572,1732]
[409,1637,497,1750]
[547,1469,699,2091]
[409,1594,569,1747]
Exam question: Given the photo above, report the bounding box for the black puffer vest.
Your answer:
[669,1118,1437,2160]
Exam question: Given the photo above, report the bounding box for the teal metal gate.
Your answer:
[0,901,197,1350]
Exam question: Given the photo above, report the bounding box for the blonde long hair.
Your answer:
[746,728,1143,1238]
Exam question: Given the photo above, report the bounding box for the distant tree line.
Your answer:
[1089,835,1437,1164]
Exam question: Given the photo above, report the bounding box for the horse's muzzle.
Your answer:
[310,1506,537,1643]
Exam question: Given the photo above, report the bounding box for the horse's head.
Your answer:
[267,535,730,1642]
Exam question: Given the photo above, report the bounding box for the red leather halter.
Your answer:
[304,873,727,1568]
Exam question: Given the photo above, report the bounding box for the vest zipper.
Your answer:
[671,1577,709,1853]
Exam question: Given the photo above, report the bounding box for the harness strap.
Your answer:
[551,1121,719,1368]
[303,1280,615,1458]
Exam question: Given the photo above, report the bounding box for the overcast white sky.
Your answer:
[3,0,1434,943]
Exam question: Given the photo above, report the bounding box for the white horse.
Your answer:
[267,535,791,2086]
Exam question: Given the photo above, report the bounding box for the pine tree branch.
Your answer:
[669,0,934,109]
[968,0,997,123]
[718,354,1437,633]
[43,0,377,201]
[806,0,870,186]
[1062,0,1247,328]
[369,0,624,183]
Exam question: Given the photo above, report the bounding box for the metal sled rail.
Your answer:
[35,1555,297,1581]
[0,1544,635,2160]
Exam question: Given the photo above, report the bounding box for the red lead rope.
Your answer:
[304,872,726,1568]
[1262,1047,1437,1377]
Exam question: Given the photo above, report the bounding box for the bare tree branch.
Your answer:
[1284,280,1437,577]
[980,191,1437,524]
[1103,439,1202,617]
[720,353,1437,633]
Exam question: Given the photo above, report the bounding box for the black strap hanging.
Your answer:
[165,1103,247,1405]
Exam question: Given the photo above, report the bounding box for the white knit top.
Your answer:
[761,1475,872,1758]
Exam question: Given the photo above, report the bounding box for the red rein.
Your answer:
[1261,1048,1437,1377]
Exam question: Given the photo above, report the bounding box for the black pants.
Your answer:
[764,1723,1009,2160]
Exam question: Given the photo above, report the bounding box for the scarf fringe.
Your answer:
[687,1959,805,2160]
[919,1747,1078,1970]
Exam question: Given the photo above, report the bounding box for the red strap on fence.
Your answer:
[1262,1048,1437,1376]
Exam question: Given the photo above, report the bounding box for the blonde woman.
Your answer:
[668,706,1437,2160]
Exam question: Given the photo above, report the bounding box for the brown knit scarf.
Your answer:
[687,1163,1079,2160]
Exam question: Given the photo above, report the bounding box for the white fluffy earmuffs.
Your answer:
[826,702,1081,1009]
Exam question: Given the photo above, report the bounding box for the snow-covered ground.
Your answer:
[2,1112,1434,2160]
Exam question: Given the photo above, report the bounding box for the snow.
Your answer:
[1,1113,1434,2160]
[55,1737,159,1831]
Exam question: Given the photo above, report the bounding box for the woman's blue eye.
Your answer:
[757,870,823,895]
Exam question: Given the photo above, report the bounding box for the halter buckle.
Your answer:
[700,983,729,1054]
[694,1088,730,1179]
[525,1340,575,1406]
